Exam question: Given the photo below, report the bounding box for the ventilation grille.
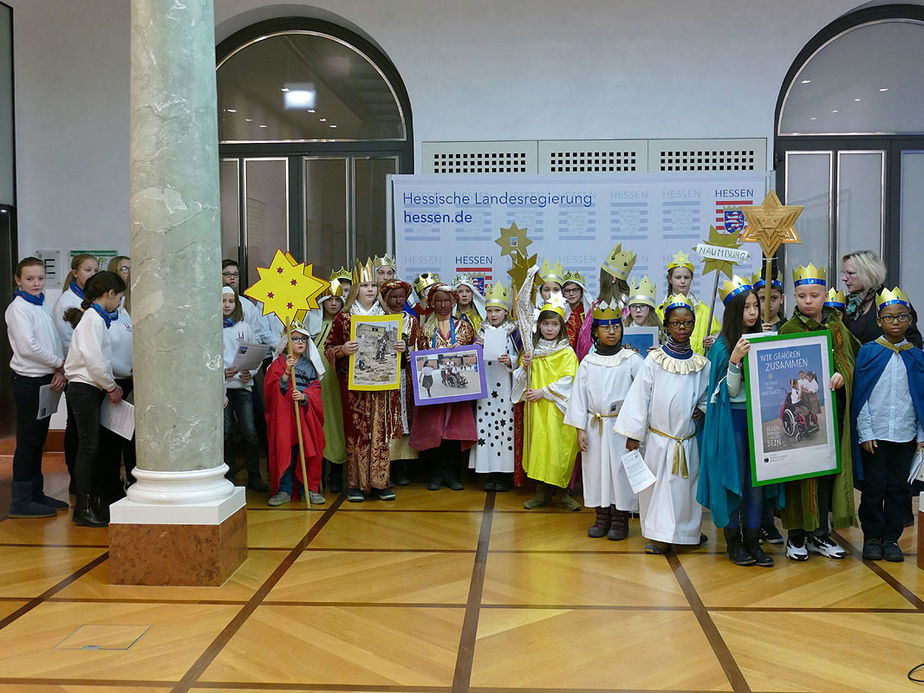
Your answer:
[431,151,529,174]
[547,150,637,172]
[651,139,765,172]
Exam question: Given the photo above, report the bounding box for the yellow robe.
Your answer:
[514,342,579,487]
[656,299,719,355]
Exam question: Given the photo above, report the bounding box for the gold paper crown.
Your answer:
[592,300,623,322]
[562,270,586,286]
[667,250,695,273]
[539,293,568,321]
[627,275,657,309]
[372,254,396,270]
[537,260,565,286]
[875,286,910,310]
[325,279,347,299]
[718,274,754,306]
[663,293,696,314]
[825,288,847,308]
[750,270,783,291]
[602,244,637,280]
[484,282,512,311]
[792,263,826,287]
[329,266,352,283]
[352,257,375,285]
[413,271,440,297]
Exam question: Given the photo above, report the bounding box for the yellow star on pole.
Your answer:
[507,248,537,292]
[694,225,746,279]
[244,248,329,327]
[740,190,803,258]
[495,222,533,258]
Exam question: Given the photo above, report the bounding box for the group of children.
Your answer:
[7,248,922,567]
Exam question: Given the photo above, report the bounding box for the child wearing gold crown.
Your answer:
[656,251,720,354]
[562,270,592,350]
[470,282,522,491]
[615,293,711,553]
[851,287,924,563]
[575,244,636,360]
[265,322,327,507]
[699,277,782,566]
[626,275,662,330]
[564,301,644,539]
[778,264,860,561]
[752,267,786,333]
[513,293,580,509]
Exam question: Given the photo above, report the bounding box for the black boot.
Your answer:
[392,460,411,486]
[743,529,774,567]
[587,506,611,538]
[427,458,442,490]
[72,494,108,527]
[608,507,630,541]
[724,527,755,566]
[444,457,464,491]
[493,472,513,492]
[31,477,68,510]
[9,481,56,518]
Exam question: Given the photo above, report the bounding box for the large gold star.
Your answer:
[495,222,533,258]
[694,225,747,279]
[244,248,329,327]
[740,190,803,258]
[507,248,537,293]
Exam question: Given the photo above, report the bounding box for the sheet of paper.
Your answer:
[482,328,507,362]
[230,341,270,373]
[622,448,657,494]
[36,384,63,420]
[100,399,135,440]
[910,449,923,484]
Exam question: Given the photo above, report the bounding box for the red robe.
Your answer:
[264,355,324,498]
[566,304,585,352]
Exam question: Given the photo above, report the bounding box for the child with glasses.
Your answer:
[852,288,924,563]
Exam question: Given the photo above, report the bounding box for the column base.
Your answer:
[109,465,247,586]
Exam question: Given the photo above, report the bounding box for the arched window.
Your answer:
[216,18,413,285]
[775,5,924,301]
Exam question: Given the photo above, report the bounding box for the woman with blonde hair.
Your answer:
[841,250,921,347]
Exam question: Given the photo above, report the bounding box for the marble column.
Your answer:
[109,0,246,585]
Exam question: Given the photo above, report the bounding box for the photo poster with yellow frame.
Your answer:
[348,314,404,391]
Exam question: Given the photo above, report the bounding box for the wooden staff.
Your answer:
[705,271,721,341]
[285,321,310,505]
[762,256,774,325]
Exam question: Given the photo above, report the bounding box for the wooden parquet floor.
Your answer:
[0,453,922,692]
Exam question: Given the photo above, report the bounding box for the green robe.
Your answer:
[314,318,347,465]
[778,308,860,531]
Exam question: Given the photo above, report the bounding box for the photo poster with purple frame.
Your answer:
[410,344,488,406]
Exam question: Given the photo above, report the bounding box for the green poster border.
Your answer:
[743,330,841,487]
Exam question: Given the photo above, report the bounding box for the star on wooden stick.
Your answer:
[495,222,533,258]
[507,248,537,292]
[244,249,329,327]
[694,225,748,279]
[740,190,803,258]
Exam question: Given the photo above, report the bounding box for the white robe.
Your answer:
[470,324,519,473]
[564,349,644,510]
[614,348,710,544]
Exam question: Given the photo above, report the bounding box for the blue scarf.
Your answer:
[15,289,44,306]
[90,302,112,328]
[431,317,456,348]
[223,316,237,328]
[662,337,692,360]
[69,280,85,299]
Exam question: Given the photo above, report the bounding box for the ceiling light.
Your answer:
[810,117,817,121]
[226,108,237,113]
[259,124,268,128]
[879,88,889,92]
[854,98,861,102]
[283,83,316,109]
[280,87,289,92]
[319,118,327,122]
[244,118,253,122]
[329,124,337,128]
[307,109,315,113]
[800,79,812,84]
[831,110,838,113]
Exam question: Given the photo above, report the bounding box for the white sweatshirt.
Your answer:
[109,306,133,379]
[52,285,84,355]
[223,319,259,390]
[5,295,64,376]
[64,308,116,391]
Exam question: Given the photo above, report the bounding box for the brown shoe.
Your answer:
[608,507,629,541]
[587,506,611,538]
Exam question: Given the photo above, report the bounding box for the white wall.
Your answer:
[9,0,866,263]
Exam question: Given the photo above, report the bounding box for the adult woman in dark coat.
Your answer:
[841,250,921,348]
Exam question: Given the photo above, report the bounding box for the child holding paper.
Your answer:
[222,285,268,492]
[778,264,859,561]
[615,293,711,554]
[63,270,125,527]
[852,287,924,563]
[471,283,521,491]
[564,301,643,539]
[5,257,67,517]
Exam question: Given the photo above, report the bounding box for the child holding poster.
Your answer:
[852,287,924,563]
[615,294,711,554]
[778,264,860,561]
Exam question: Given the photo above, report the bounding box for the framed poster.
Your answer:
[743,330,840,486]
[622,326,660,355]
[348,314,403,391]
[410,344,488,406]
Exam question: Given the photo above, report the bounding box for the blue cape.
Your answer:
[851,340,924,480]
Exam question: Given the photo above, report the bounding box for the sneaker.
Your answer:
[882,540,904,562]
[267,491,291,507]
[307,490,326,505]
[807,533,846,559]
[645,541,668,555]
[861,538,883,561]
[375,488,396,501]
[347,489,365,503]
[760,522,784,545]
[785,535,809,561]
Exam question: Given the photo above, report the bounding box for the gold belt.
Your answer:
[589,410,619,434]
[648,426,695,478]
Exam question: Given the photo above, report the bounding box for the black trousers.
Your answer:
[858,438,916,542]
[66,382,106,496]
[97,376,136,500]
[9,370,53,498]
